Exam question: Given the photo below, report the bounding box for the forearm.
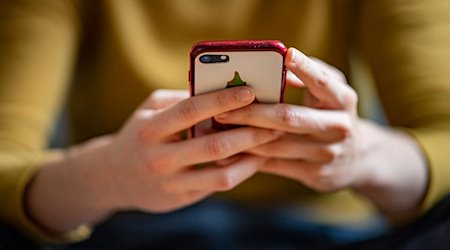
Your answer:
[353,120,428,224]
[25,136,121,233]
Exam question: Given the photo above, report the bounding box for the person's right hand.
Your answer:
[26,86,283,233]
[102,87,283,213]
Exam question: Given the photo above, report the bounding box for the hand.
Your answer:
[102,87,283,212]
[26,87,283,232]
[215,48,359,192]
[214,48,428,223]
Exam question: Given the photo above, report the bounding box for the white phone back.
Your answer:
[193,51,284,103]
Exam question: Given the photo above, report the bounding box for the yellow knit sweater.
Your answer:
[1,0,449,243]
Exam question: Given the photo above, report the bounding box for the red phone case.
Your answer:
[189,40,287,137]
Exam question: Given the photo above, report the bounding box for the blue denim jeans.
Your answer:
[58,198,387,250]
[5,195,450,250]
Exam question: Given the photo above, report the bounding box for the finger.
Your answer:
[159,127,282,173]
[140,89,189,110]
[141,86,255,140]
[260,158,337,192]
[172,154,265,192]
[215,154,243,167]
[260,158,310,181]
[285,70,305,88]
[215,103,351,141]
[247,134,343,163]
[285,48,357,110]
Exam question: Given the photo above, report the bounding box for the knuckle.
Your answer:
[317,71,329,87]
[137,122,158,144]
[331,116,353,140]
[177,99,200,122]
[316,147,333,163]
[313,167,337,192]
[342,88,358,109]
[335,70,347,82]
[204,137,231,158]
[317,145,342,163]
[216,170,237,191]
[277,104,298,128]
[215,92,230,108]
[145,153,173,175]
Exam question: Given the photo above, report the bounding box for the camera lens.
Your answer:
[219,55,229,62]
[199,54,229,63]
[200,55,212,63]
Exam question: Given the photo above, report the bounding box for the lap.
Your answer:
[3,194,450,250]
[63,198,384,250]
[60,195,450,250]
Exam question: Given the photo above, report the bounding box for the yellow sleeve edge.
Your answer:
[8,152,92,245]
[401,127,450,214]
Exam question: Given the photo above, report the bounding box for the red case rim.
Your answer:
[190,40,288,59]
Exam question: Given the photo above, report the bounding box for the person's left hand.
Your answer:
[214,47,361,192]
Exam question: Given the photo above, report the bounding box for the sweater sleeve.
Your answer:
[0,0,90,243]
[358,0,450,211]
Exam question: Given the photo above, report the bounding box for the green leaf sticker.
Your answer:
[226,71,247,88]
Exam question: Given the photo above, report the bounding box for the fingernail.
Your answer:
[237,88,254,102]
[290,49,300,64]
[215,112,230,120]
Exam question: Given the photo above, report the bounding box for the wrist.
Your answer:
[351,120,428,223]
[25,135,121,233]
[67,135,125,216]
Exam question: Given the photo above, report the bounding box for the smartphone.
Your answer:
[189,40,287,137]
